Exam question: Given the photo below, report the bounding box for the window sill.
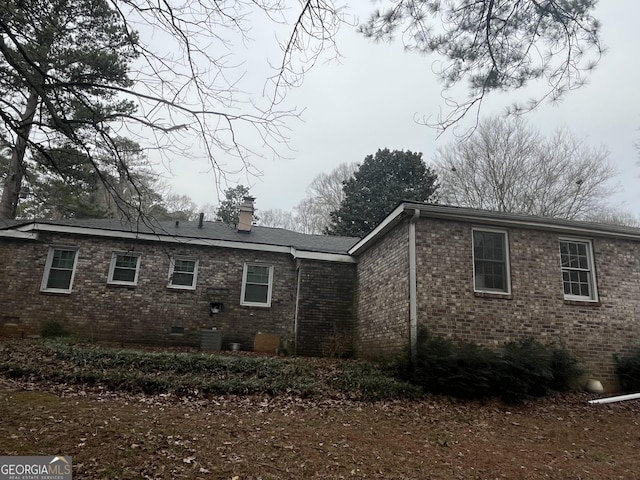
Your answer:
[564,299,601,307]
[474,291,512,300]
[40,289,72,295]
[240,303,271,308]
[107,282,137,289]
[167,285,196,291]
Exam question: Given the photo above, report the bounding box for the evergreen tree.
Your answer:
[326,149,438,237]
[0,0,138,218]
[359,1,602,132]
[215,185,254,225]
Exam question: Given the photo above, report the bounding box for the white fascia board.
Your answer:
[348,204,406,256]
[292,249,356,263]
[20,223,355,260]
[414,205,640,241]
[25,223,293,253]
[0,230,38,240]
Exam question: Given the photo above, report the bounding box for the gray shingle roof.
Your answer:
[17,218,360,255]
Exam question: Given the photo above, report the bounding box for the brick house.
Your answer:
[1,199,640,382]
[0,200,358,356]
[352,201,640,384]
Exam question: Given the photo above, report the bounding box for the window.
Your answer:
[473,229,510,294]
[108,252,140,285]
[41,247,78,293]
[559,239,598,301]
[168,258,198,289]
[241,263,273,307]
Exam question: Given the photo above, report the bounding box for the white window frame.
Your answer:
[472,228,511,295]
[41,247,79,294]
[168,257,199,290]
[240,263,273,307]
[107,252,141,286]
[559,237,598,302]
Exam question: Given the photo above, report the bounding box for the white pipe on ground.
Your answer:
[588,393,640,404]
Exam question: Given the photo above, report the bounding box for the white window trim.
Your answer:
[40,246,79,294]
[559,237,598,302]
[472,227,511,295]
[168,257,199,290]
[240,263,273,307]
[107,252,141,286]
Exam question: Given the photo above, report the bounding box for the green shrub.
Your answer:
[406,332,582,402]
[332,361,423,401]
[41,321,69,338]
[412,335,497,399]
[496,338,555,402]
[548,342,584,391]
[614,347,640,392]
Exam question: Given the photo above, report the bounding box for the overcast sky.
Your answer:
[166,2,640,220]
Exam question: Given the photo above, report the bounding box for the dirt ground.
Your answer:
[1,376,639,480]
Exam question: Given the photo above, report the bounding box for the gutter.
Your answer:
[408,209,420,364]
[16,222,355,262]
[0,230,38,240]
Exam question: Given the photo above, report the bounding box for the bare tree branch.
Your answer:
[435,116,618,220]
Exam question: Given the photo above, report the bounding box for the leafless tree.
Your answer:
[258,208,299,231]
[258,162,357,233]
[583,209,640,228]
[296,162,358,233]
[435,117,617,220]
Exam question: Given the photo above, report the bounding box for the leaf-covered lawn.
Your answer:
[1,340,639,479]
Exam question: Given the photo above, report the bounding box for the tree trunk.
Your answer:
[0,91,39,220]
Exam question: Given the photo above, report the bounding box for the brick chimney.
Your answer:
[237,196,255,233]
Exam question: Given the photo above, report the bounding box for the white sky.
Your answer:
[165,2,640,219]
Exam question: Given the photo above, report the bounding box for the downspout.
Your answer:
[409,209,420,365]
[293,259,302,355]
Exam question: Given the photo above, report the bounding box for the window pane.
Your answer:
[174,259,195,273]
[116,255,138,269]
[473,231,507,292]
[46,269,73,290]
[51,250,76,269]
[113,268,136,282]
[244,284,268,303]
[172,272,194,286]
[247,265,269,284]
[474,232,504,262]
[559,240,594,299]
[111,254,138,283]
[45,249,76,290]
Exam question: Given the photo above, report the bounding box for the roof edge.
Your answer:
[350,202,640,255]
[15,222,356,259]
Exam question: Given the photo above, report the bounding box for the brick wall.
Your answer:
[355,215,640,383]
[414,217,640,384]
[0,232,299,350]
[295,259,356,357]
[355,219,411,359]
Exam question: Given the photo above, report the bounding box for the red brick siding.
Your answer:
[413,218,640,384]
[0,232,298,350]
[355,219,410,359]
[295,260,357,357]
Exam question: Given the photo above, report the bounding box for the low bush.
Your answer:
[411,335,497,399]
[331,361,422,401]
[41,321,69,338]
[614,347,640,392]
[0,341,419,400]
[405,332,582,402]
